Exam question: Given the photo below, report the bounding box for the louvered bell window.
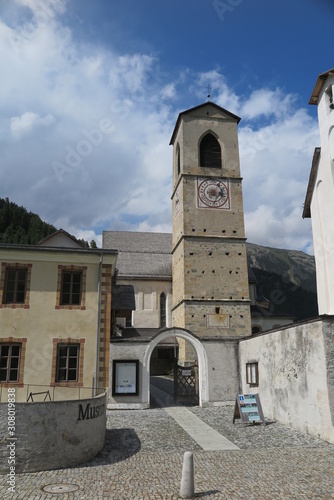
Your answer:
[200,133,221,168]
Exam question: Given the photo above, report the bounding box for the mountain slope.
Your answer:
[247,242,318,321]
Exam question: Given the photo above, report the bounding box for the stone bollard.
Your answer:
[179,451,195,498]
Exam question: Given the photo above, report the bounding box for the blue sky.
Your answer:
[0,0,333,252]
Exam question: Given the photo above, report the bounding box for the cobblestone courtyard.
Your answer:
[1,380,334,499]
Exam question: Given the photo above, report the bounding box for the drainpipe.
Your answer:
[95,254,103,397]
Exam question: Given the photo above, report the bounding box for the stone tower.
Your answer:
[170,102,251,359]
[304,69,334,314]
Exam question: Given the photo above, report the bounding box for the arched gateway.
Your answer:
[143,328,209,407]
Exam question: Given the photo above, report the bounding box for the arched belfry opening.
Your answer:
[199,132,221,168]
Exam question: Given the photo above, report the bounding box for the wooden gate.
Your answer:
[174,361,199,404]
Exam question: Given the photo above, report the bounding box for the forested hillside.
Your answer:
[0,197,95,247]
[0,197,57,245]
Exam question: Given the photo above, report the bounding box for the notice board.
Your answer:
[233,393,266,426]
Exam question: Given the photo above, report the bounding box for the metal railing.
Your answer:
[0,383,106,402]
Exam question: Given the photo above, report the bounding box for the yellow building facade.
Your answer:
[0,235,117,402]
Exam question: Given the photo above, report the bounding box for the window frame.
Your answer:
[51,338,85,387]
[246,361,259,388]
[0,343,21,383]
[3,268,27,304]
[0,338,26,387]
[55,265,87,310]
[60,270,82,306]
[56,343,80,383]
[0,263,32,309]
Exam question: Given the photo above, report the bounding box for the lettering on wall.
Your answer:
[77,403,105,421]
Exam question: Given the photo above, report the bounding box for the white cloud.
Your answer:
[197,69,240,115]
[10,112,55,138]
[0,2,319,255]
[241,88,295,120]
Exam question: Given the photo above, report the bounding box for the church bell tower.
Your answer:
[170,102,251,350]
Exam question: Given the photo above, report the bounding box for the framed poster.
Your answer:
[112,360,139,396]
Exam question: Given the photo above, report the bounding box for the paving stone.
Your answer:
[1,398,334,499]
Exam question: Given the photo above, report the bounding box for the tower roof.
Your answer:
[169,101,241,145]
[309,68,334,105]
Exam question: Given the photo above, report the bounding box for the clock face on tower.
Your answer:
[197,177,230,209]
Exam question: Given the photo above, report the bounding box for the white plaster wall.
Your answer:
[109,329,240,409]
[108,342,148,409]
[116,279,172,329]
[311,74,334,314]
[0,393,106,473]
[239,319,334,443]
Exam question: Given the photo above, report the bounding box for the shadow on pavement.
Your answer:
[79,428,141,468]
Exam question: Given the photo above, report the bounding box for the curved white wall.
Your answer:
[0,392,106,474]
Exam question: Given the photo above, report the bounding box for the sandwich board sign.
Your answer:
[233,393,266,426]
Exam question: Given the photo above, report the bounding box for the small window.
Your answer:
[246,362,259,387]
[176,143,180,176]
[56,344,80,382]
[160,292,166,328]
[0,344,21,382]
[200,133,221,168]
[61,271,82,305]
[252,325,262,335]
[3,268,27,304]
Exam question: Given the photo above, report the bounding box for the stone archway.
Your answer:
[142,328,209,407]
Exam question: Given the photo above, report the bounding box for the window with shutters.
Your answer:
[200,133,221,168]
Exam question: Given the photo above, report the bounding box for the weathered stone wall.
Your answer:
[0,392,106,474]
[239,318,334,443]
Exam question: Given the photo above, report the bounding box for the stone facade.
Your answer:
[171,102,251,342]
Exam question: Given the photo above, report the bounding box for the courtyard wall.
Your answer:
[239,317,334,442]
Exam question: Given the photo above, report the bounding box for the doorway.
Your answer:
[148,331,201,408]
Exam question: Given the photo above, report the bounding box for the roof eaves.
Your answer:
[302,147,321,219]
[169,101,241,145]
[37,228,83,247]
[0,243,118,255]
[309,68,334,105]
